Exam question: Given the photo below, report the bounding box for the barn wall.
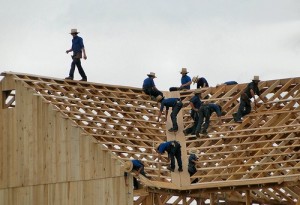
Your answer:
[0,79,132,205]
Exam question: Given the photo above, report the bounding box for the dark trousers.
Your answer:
[184,110,199,135]
[133,169,146,189]
[235,97,251,121]
[188,166,199,183]
[195,105,211,133]
[171,101,183,130]
[143,88,163,98]
[168,142,182,170]
[69,58,87,79]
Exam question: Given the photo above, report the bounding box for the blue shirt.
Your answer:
[190,95,202,109]
[181,75,191,89]
[132,160,144,171]
[143,77,155,89]
[157,141,172,154]
[196,77,209,88]
[160,98,180,111]
[72,36,84,54]
[207,103,222,117]
[188,154,197,167]
[224,81,238,85]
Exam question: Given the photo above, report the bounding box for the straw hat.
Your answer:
[156,95,163,102]
[70,29,79,34]
[147,72,156,78]
[189,148,199,155]
[124,161,133,172]
[252,76,260,82]
[192,76,199,84]
[180,68,189,74]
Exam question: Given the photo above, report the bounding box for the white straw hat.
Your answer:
[124,161,133,172]
[189,148,199,154]
[70,29,79,34]
[192,76,199,84]
[252,76,260,81]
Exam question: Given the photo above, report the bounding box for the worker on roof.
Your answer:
[142,72,163,101]
[188,148,199,184]
[195,103,223,137]
[233,76,269,123]
[156,96,183,132]
[183,90,202,136]
[169,68,192,91]
[192,76,209,89]
[124,160,147,190]
[65,29,88,82]
[156,141,183,172]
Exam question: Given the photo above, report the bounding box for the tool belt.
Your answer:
[72,52,82,59]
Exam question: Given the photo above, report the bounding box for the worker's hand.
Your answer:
[83,55,87,60]
[66,50,69,54]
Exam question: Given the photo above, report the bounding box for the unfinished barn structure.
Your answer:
[1,71,300,205]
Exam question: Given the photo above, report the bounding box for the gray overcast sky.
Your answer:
[1,0,300,90]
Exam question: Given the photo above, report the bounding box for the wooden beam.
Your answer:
[246,190,251,205]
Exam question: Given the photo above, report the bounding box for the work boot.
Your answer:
[201,130,208,136]
[65,76,73,80]
[80,78,87,82]
[195,132,200,138]
[178,167,183,172]
[168,128,178,132]
[167,165,174,172]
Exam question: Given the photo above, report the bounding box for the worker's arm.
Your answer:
[190,102,198,112]
[180,81,192,88]
[82,47,87,60]
[66,48,72,53]
[157,111,162,122]
[135,166,143,176]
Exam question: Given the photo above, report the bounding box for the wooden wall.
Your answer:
[0,78,132,205]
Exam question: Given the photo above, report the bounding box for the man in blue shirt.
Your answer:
[65,29,88,81]
[195,103,223,137]
[169,68,192,91]
[124,159,147,189]
[233,76,269,123]
[192,76,209,89]
[183,90,202,136]
[157,97,183,132]
[188,149,199,183]
[142,72,163,100]
[156,141,183,172]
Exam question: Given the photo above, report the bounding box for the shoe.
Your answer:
[178,168,183,172]
[232,112,237,118]
[65,76,73,80]
[195,132,200,138]
[168,128,178,132]
[201,130,208,135]
[183,130,188,136]
[80,78,87,81]
[167,166,174,172]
